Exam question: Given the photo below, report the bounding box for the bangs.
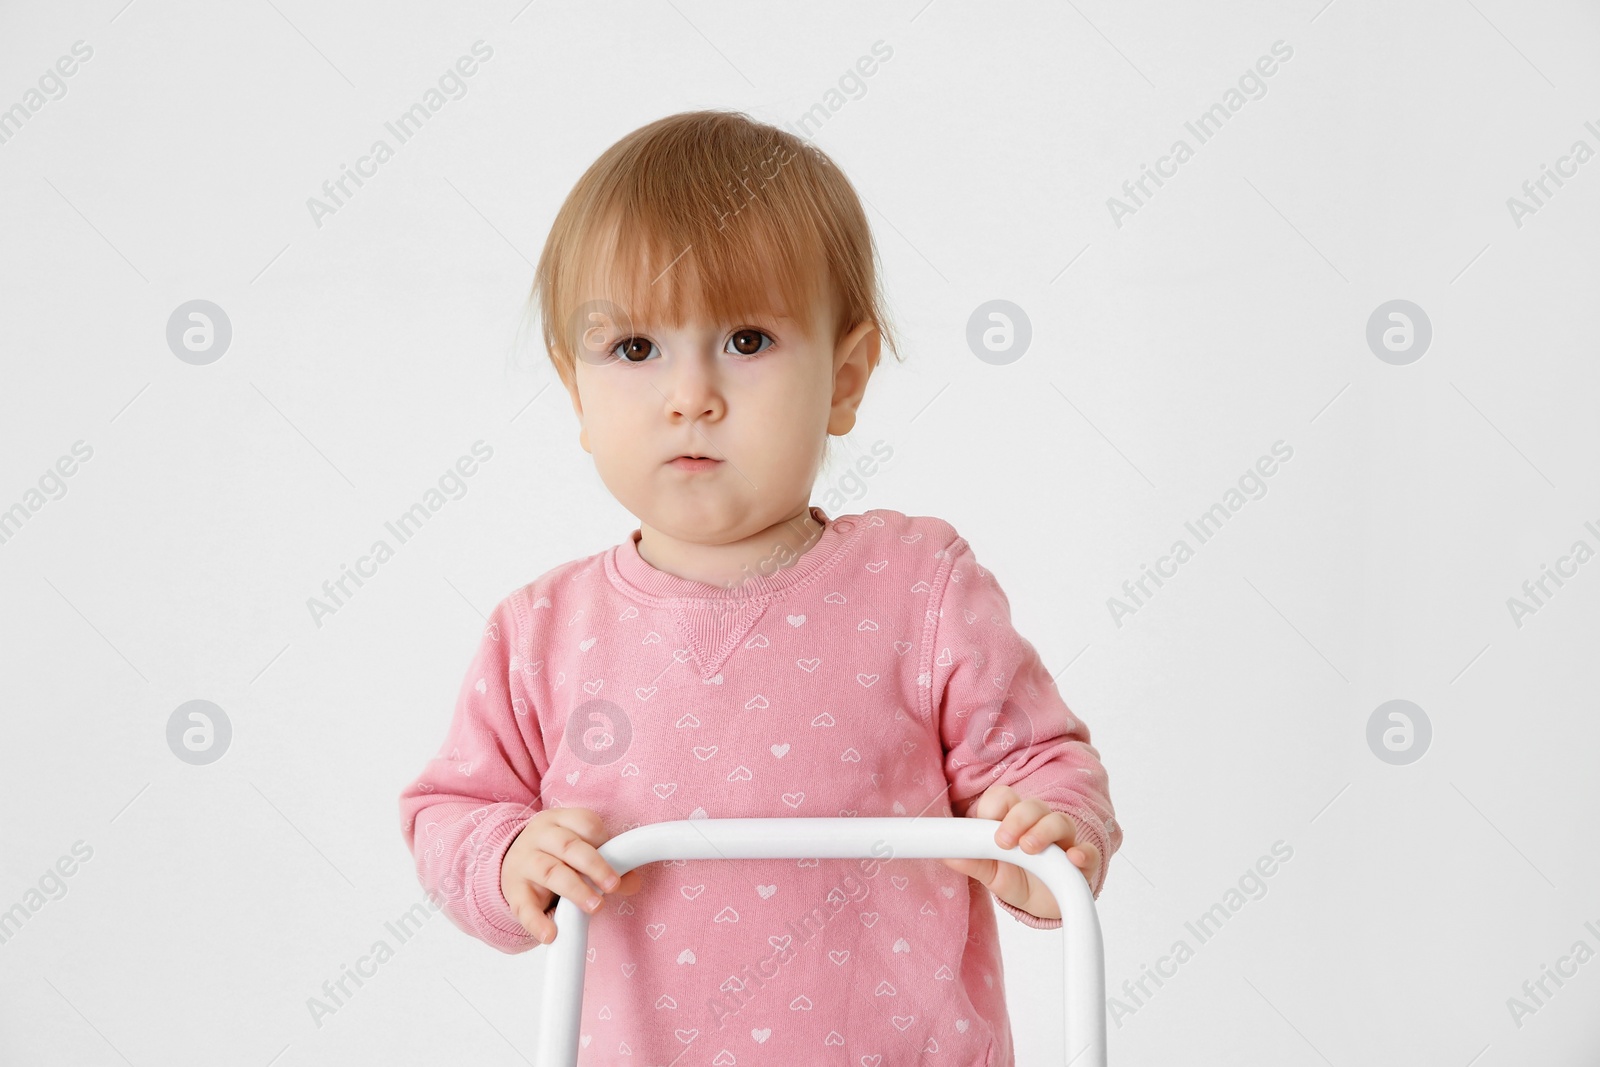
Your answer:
[573,196,830,347]
[533,109,897,387]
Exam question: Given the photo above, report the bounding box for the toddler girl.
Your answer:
[399,108,1122,1067]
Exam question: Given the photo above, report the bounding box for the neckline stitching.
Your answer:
[605,518,869,607]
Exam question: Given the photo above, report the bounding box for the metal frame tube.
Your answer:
[532,816,1106,1066]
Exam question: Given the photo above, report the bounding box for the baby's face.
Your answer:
[565,289,869,546]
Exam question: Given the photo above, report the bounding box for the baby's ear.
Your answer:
[836,318,881,371]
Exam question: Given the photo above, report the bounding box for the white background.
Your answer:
[1,0,1597,1064]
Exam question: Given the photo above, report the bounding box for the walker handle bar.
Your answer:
[532,816,1106,1066]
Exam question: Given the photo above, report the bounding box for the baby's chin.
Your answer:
[636,494,796,545]
[643,508,766,545]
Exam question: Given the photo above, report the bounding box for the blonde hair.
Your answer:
[528,109,902,395]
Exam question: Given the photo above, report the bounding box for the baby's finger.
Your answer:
[1067,842,1102,880]
[550,807,615,852]
[549,828,625,895]
[969,783,1020,823]
[536,856,611,915]
[534,825,620,902]
[504,878,556,942]
[994,797,1049,848]
[1019,811,1077,854]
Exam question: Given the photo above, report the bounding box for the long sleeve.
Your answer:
[398,593,548,954]
[925,535,1123,929]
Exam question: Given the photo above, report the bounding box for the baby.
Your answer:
[399,109,1122,1066]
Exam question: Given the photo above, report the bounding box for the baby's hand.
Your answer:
[501,807,644,944]
[940,783,1100,921]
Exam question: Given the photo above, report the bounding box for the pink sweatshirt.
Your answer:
[399,507,1121,1066]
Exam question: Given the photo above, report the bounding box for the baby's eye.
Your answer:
[726,329,774,358]
[610,336,658,363]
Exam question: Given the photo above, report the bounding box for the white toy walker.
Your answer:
[532,816,1107,1066]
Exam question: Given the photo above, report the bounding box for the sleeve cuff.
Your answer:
[469,811,541,946]
[1062,803,1111,900]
